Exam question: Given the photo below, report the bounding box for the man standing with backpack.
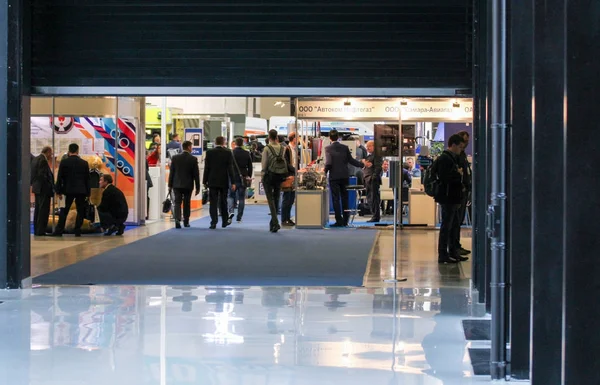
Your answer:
[432,134,469,264]
[261,129,289,233]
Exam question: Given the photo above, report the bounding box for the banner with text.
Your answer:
[297,99,473,122]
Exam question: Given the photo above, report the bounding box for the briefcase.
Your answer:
[162,191,172,214]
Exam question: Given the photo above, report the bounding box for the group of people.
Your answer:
[168,131,298,233]
[30,143,129,237]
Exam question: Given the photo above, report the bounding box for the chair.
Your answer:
[345,185,365,226]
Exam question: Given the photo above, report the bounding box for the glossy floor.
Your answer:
[0,285,510,385]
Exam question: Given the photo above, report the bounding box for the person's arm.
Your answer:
[97,189,109,212]
[437,155,462,184]
[202,152,210,186]
[246,152,253,177]
[324,147,332,175]
[226,150,237,190]
[347,148,364,168]
[55,162,64,196]
[168,157,175,189]
[193,158,200,193]
[261,146,269,175]
[373,155,383,178]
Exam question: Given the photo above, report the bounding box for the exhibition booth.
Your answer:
[288,98,474,228]
[30,97,146,234]
[29,96,473,235]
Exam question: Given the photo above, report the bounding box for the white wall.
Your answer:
[146,97,247,115]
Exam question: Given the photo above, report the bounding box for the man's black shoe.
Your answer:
[222,221,230,228]
[184,221,190,228]
[459,248,471,255]
[104,226,117,236]
[438,257,459,264]
[116,225,125,236]
[209,224,216,229]
[367,218,380,223]
[330,222,345,228]
[175,221,182,229]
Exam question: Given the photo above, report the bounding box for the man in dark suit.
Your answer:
[31,146,55,236]
[169,140,200,229]
[363,140,383,223]
[324,130,370,227]
[203,136,236,229]
[52,143,90,237]
[231,137,253,222]
[97,174,129,236]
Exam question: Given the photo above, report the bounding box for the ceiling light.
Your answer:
[344,99,352,106]
[400,100,408,106]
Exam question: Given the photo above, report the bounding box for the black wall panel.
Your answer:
[31,0,472,91]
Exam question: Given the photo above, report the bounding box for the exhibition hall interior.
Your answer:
[17,96,494,384]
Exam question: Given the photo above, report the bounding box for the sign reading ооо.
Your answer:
[297,99,473,121]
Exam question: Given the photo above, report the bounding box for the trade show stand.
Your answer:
[296,189,329,229]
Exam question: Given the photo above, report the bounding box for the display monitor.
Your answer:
[374,124,399,158]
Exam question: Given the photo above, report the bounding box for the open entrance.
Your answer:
[29,96,474,286]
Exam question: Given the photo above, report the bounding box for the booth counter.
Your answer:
[296,189,329,229]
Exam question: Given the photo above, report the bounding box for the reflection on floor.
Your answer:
[13,205,521,384]
[0,285,510,385]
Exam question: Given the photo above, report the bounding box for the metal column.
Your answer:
[488,0,508,379]
[0,0,31,289]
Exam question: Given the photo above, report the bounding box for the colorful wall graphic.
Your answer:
[31,116,139,223]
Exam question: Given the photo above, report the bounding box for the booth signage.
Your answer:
[297,99,473,121]
[184,128,203,156]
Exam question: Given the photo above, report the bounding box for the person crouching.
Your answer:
[98,174,129,236]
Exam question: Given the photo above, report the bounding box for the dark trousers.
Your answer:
[209,187,229,225]
[456,193,469,249]
[98,210,126,229]
[439,203,461,257]
[330,178,349,225]
[281,191,295,222]
[263,175,283,226]
[173,188,192,223]
[33,194,51,235]
[366,177,381,221]
[55,194,87,235]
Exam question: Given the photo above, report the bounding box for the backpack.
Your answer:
[266,145,288,175]
[423,156,442,198]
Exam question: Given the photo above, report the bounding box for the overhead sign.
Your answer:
[184,128,203,156]
[297,99,473,122]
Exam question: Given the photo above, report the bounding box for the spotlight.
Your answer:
[400,100,408,106]
[344,99,351,106]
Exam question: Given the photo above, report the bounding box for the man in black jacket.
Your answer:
[52,143,90,237]
[231,137,253,222]
[456,130,472,255]
[203,136,236,229]
[281,132,298,226]
[324,130,370,227]
[363,140,383,223]
[98,174,129,235]
[435,134,468,263]
[31,146,55,236]
[169,141,200,229]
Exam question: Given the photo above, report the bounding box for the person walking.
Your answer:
[51,143,90,237]
[31,146,55,236]
[168,141,200,229]
[324,130,370,227]
[203,136,236,229]
[231,137,253,222]
[261,129,289,233]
